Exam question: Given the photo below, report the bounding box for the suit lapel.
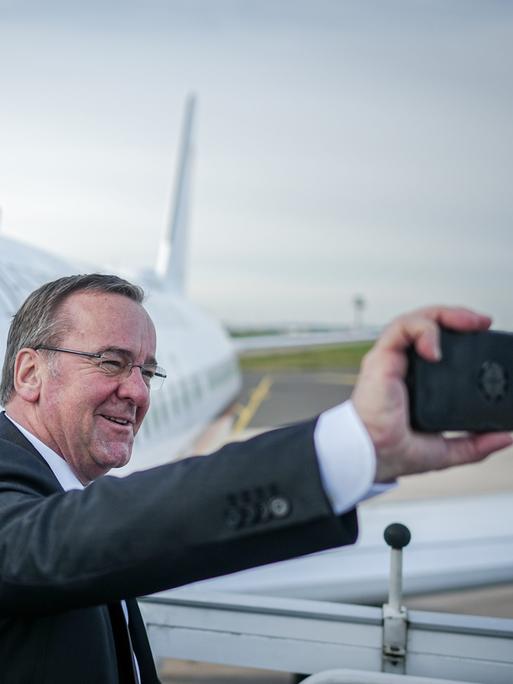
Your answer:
[0,412,64,491]
[0,412,42,455]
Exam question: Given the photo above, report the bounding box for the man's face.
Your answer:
[36,291,157,483]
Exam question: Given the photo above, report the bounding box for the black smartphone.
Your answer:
[407,328,513,432]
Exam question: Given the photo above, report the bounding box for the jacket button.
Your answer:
[242,503,258,525]
[269,496,291,519]
[224,507,243,529]
[259,501,271,523]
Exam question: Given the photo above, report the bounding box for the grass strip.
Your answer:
[238,341,373,372]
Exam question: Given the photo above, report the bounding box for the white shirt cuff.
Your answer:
[314,400,393,514]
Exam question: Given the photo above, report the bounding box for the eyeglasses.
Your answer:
[35,345,167,390]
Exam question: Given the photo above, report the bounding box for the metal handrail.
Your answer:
[300,669,476,684]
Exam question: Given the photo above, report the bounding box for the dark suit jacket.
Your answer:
[0,412,358,683]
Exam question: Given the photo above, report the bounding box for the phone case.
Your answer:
[407,328,513,432]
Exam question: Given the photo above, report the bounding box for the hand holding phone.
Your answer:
[352,306,513,483]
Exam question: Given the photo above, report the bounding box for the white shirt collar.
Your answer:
[5,414,84,492]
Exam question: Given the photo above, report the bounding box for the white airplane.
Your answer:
[1,98,512,614]
[0,97,241,472]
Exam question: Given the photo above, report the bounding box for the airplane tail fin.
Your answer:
[155,95,196,292]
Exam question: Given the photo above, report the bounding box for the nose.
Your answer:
[116,365,150,405]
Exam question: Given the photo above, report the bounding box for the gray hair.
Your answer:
[0,273,145,406]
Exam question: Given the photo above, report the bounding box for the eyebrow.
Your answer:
[99,346,158,366]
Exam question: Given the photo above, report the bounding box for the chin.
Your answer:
[95,446,133,472]
[110,452,132,469]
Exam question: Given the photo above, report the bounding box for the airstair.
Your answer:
[140,524,513,683]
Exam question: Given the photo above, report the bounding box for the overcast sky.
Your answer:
[1,1,512,327]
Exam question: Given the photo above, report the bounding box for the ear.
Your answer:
[13,348,44,403]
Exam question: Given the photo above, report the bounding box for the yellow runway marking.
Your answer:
[233,375,273,434]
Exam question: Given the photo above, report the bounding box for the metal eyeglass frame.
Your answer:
[34,345,167,390]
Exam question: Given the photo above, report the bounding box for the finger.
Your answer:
[377,314,440,361]
[377,306,493,362]
[435,307,492,332]
[441,431,513,468]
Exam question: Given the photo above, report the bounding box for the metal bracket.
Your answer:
[382,602,408,673]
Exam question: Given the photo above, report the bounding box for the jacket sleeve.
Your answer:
[0,419,358,615]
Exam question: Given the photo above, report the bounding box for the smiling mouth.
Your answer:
[100,415,132,427]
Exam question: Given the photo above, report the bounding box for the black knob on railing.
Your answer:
[384,523,411,550]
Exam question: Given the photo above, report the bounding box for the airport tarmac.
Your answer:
[162,367,513,683]
[235,370,354,430]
